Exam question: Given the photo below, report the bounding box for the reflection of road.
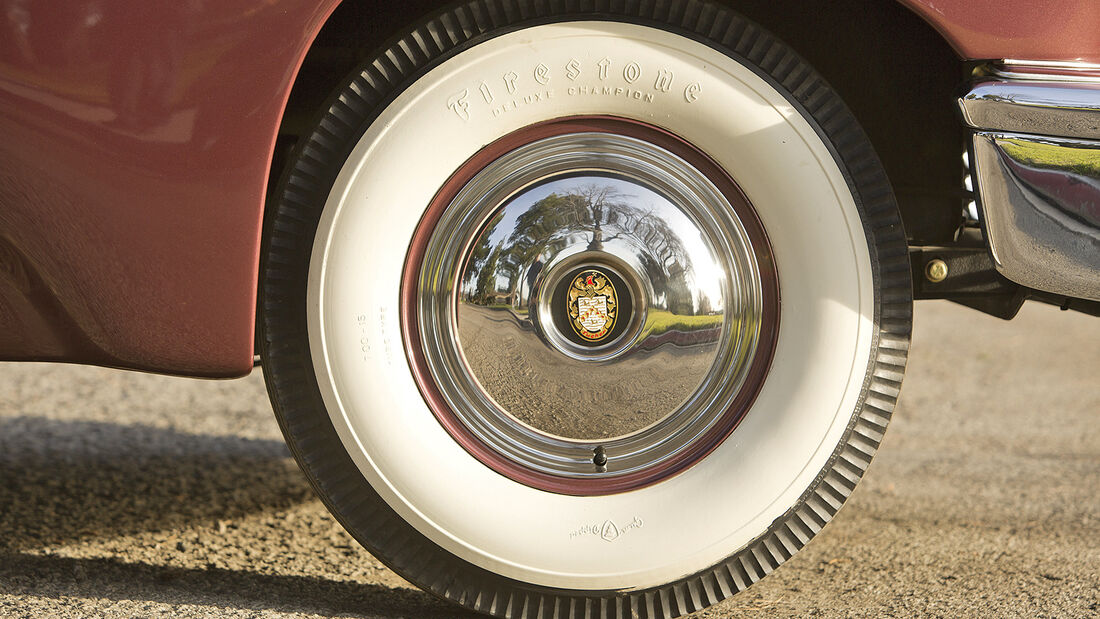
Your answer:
[0,302,1096,617]
[457,304,717,440]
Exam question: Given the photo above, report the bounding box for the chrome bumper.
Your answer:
[960,74,1100,301]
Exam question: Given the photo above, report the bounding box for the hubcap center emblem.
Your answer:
[568,269,617,342]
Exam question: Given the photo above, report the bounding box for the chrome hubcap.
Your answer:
[406,118,778,493]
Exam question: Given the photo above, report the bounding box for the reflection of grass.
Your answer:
[999,139,1100,178]
[641,310,723,338]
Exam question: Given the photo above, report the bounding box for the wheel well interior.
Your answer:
[272,0,966,244]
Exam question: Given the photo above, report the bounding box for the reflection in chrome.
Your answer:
[972,131,1100,300]
[959,79,1100,140]
[992,60,1100,84]
[416,132,767,477]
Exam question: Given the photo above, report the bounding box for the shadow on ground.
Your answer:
[0,553,473,618]
[0,417,311,551]
[0,416,471,617]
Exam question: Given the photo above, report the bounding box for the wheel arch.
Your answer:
[269,0,967,254]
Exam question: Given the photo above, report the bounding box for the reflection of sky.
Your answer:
[483,175,725,313]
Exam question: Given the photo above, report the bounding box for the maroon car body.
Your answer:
[0,0,340,375]
[0,0,1096,377]
[901,0,1099,64]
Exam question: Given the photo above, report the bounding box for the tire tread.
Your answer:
[258,1,913,617]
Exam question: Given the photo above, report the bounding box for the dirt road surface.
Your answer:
[1,301,1097,618]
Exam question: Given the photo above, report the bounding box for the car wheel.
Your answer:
[259,2,912,616]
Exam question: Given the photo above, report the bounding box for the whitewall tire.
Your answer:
[259,2,912,617]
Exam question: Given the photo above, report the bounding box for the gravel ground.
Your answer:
[0,300,1097,618]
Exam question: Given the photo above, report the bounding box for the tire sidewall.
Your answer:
[261,1,911,612]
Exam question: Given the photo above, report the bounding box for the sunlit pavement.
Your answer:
[0,301,1096,618]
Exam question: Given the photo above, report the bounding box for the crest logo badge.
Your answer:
[568,269,617,342]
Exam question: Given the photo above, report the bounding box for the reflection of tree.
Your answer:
[503,184,635,256]
[464,180,700,314]
[503,182,695,311]
[472,246,503,304]
[463,211,504,303]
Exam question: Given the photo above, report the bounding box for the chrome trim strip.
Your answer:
[971,132,1100,300]
[992,60,1100,84]
[990,68,1100,84]
[960,80,1100,140]
[1000,59,1100,71]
